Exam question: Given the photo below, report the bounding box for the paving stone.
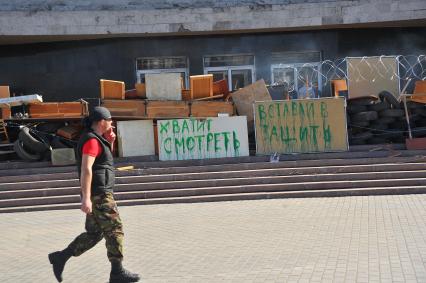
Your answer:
[3,195,426,282]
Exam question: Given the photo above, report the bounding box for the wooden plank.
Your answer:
[157,116,249,161]
[213,79,230,99]
[30,113,66,118]
[56,124,83,140]
[135,83,146,98]
[102,99,146,117]
[146,73,182,100]
[29,103,59,116]
[117,120,155,157]
[100,79,125,100]
[254,97,348,155]
[0,86,10,99]
[331,79,348,97]
[190,74,213,99]
[57,102,85,115]
[181,89,191,101]
[193,94,224,101]
[146,101,189,118]
[153,124,159,155]
[190,101,234,117]
[231,79,272,131]
[1,107,11,119]
[409,81,426,104]
[29,102,85,118]
[124,89,138,99]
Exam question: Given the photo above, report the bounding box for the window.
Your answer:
[271,51,322,98]
[135,56,189,88]
[203,54,255,91]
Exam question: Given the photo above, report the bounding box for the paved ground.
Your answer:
[2,195,426,283]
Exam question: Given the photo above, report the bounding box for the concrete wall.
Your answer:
[0,0,424,40]
[0,27,423,101]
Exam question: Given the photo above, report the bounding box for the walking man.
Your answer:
[48,106,140,283]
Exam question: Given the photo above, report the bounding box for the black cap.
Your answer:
[90,106,112,121]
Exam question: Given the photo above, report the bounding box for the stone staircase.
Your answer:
[1,146,426,213]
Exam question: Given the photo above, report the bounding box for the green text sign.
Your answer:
[255,98,348,154]
[158,116,249,161]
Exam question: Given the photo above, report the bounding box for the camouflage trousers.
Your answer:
[67,192,124,262]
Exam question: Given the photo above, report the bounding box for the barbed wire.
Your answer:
[270,55,426,93]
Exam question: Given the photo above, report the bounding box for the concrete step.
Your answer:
[3,163,426,190]
[1,149,426,177]
[1,177,426,208]
[2,170,426,195]
[1,185,426,213]
[1,155,426,184]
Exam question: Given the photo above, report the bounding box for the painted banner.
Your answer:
[158,116,249,161]
[254,98,348,154]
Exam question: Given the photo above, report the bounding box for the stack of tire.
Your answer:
[347,91,426,145]
[13,125,76,162]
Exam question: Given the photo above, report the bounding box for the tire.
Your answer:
[398,113,420,123]
[412,107,426,117]
[378,91,400,109]
[351,111,378,122]
[405,101,425,109]
[380,130,404,139]
[349,139,366,145]
[13,140,42,162]
[370,122,388,131]
[412,127,426,138]
[349,127,365,135]
[19,127,50,153]
[415,119,426,127]
[347,96,377,106]
[391,136,406,143]
[352,131,373,140]
[379,109,405,118]
[376,117,396,124]
[350,120,370,127]
[367,137,389,144]
[368,101,390,112]
[347,104,367,114]
[389,121,409,130]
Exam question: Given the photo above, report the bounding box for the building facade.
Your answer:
[0,0,425,100]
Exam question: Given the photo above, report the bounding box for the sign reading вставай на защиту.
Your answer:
[254,98,348,154]
[158,116,249,161]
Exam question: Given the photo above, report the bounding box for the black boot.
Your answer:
[109,260,140,283]
[48,248,73,282]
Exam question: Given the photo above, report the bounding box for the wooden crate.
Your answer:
[29,102,86,118]
[331,79,348,97]
[190,101,234,117]
[146,101,190,118]
[1,107,11,119]
[0,86,10,99]
[135,83,146,98]
[190,74,213,99]
[181,89,191,101]
[213,79,230,99]
[102,99,146,117]
[153,124,159,155]
[100,79,125,100]
[410,81,426,104]
[56,124,83,140]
